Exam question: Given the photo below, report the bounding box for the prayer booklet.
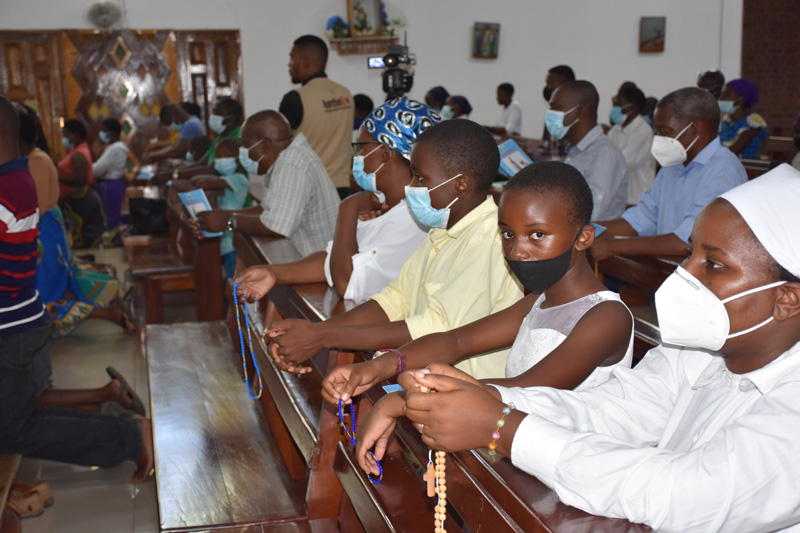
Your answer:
[497,139,533,178]
[178,189,223,238]
[591,223,607,237]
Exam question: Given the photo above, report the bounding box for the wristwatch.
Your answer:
[227,214,237,232]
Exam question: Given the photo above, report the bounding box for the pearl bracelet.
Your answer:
[488,402,515,462]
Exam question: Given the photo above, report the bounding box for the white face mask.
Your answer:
[650,122,699,167]
[655,266,786,352]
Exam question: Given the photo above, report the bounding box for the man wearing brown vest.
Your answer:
[280,35,354,199]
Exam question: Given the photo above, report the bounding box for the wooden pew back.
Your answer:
[234,231,654,531]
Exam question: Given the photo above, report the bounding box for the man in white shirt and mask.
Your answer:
[393,164,800,532]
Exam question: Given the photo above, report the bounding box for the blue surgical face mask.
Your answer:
[352,144,385,194]
[718,100,737,115]
[209,114,226,134]
[98,131,110,144]
[609,104,630,125]
[169,122,183,133]
[62,137,73,149]
[214,157,238,176]
[440,105,454,120]
[544,105,579,140]
[239,140,264,175]
[404,173,462,229]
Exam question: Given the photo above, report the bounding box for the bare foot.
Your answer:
[131,415,154,483]
[106,379,132,409]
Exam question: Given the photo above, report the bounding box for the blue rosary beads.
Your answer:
[338,399,383,484]
[233,282,263,400]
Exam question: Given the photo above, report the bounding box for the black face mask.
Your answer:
[505,226,583,293]
[543,87,554,102]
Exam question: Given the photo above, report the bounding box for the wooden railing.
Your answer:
[233,231,653,532]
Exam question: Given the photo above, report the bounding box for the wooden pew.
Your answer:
[123,187,224,323]
[143,320,336,532]
[741,158,771,180]
[597,254,683,293]
[234,231,653,532]
[760,136,796,165]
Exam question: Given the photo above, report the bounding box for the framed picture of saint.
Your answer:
[473,22,500,59]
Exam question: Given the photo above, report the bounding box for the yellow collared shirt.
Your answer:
[369,196,524,379]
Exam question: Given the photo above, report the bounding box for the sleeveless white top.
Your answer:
[505,291,633,390]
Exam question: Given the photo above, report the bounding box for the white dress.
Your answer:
[504,291,633,389]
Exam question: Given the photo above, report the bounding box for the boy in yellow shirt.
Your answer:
[240,119,523,378]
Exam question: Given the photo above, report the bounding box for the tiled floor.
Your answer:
[20,248,160,533]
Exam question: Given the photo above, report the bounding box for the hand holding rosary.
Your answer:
[338,399,383,484]
[232,282,263,400]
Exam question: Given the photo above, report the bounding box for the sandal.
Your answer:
[105,367,146,416]
[7,489,44,518]
[113,297,136,335]
[12,482,53,507]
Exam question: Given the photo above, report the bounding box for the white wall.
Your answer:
[0,0,742,137]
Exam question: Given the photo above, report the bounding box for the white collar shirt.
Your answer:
[498,100,523,136]
[607,115,656,204]
[565,125,628,220]
[492,341,800,532]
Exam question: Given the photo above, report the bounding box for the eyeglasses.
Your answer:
[351,141,382,157]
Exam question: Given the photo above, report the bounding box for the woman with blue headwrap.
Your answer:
[718,78,768,159]
[236,97,441,304]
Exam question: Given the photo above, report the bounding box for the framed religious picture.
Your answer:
[473,22,500,59]
[639,17,666,53]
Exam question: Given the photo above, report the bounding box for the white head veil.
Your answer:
[720,164,800,279]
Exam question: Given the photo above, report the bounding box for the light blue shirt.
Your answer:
[565,125,628,220]
[178,115,205,140]
[622,138,747,243]
[218,172,250,256]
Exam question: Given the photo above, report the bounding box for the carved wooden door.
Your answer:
[0,31,66,156]
[175,31,244,122]
[62,30,180,175]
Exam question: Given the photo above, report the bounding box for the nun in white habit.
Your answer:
[404,164,800,532]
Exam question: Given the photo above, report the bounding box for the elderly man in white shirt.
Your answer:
[607,84,656,205]
[485,83,522,137]
[236,97,439,305]
[395,164,800,532]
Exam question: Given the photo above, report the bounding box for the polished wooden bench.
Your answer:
[0,455,20,531]
[234,231,653,532]
[598,254,683,293]
[144,320,336,532]
[123,188,224,324]
[741,158,771,179]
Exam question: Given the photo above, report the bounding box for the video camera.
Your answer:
[381,44,415,100]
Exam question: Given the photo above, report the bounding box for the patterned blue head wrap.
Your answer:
[363,97,442,160]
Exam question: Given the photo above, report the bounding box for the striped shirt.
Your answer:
[0,157,47,336]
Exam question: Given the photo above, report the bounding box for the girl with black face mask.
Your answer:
[323,162,634,421]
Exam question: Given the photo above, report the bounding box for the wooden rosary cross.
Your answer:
[419,384,448,532]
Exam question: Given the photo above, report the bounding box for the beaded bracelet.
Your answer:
[338,399,383,484]
[487,402,515,462]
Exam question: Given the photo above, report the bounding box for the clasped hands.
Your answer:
[351,363,505,477]
[230,269,318,374]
